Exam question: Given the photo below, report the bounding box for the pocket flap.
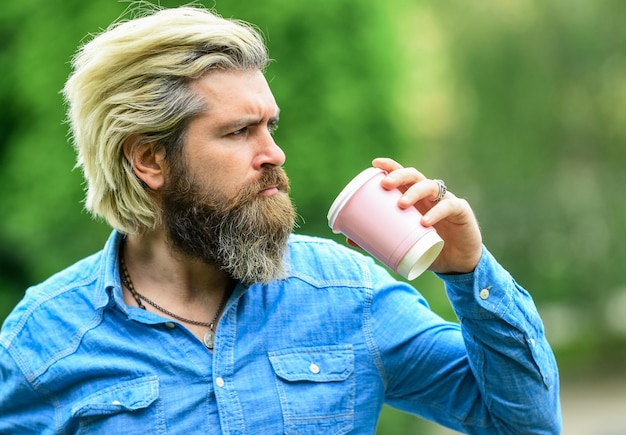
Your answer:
[269,345,354,382]
[71,375,159,418]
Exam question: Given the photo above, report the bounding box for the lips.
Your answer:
[259,185,280,196]
[259,168,289,193]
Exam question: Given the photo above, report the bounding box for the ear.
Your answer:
[123,135,166,190]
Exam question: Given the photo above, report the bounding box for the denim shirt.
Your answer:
[0,231,561,434]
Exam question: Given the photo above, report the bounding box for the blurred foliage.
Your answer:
[1,0,625,433]
[389,0,626,380]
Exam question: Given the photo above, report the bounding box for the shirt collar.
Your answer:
[93,230,128,312]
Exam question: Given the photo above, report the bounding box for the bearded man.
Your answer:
[0,5,561,434]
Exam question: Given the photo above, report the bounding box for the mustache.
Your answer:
[229,167,290,207]
[258,167,290,193]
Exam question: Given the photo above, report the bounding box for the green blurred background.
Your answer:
[1,0,624,433]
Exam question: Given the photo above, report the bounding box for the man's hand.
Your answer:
[370,157,483,274]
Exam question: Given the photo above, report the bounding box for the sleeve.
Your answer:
[369,246,561,434]
[0,343,56,434]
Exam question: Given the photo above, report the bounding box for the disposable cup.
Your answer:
[327,167,444,280]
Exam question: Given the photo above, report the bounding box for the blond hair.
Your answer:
[63,5,269,234]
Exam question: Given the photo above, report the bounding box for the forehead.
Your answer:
[191,69,279,121]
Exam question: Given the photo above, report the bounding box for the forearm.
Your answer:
[438,246,561,434]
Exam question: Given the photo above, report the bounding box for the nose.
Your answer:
[254,132,286,169]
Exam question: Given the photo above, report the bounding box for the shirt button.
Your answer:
[309,363,320,374]
[111,400,121,405]
[164,322,176,329]
[215,377,225,388]
[479,286,491,300]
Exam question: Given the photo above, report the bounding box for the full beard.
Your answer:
[162,165,296,285]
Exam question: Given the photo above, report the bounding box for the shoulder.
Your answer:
[0,235,116,375]
[283,234,429,305]
[285,234,385,289]
[1,250,104,339]
[2,251,103,332]
[287,233,356,257]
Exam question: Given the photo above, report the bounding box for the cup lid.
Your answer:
[327,167,385,232]
[397,231,444,280]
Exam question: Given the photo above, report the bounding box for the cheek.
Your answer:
[184,144,257,195]
[192,160,248,198]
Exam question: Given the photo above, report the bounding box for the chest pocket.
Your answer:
[71,375,165,435]
[269,344,355,435]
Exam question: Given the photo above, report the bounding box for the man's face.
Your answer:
[177,69,286,198]
[161,70,296,284]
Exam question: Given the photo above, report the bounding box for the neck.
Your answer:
[120,230,230,311]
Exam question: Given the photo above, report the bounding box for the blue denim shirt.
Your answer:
[0,231,561,434]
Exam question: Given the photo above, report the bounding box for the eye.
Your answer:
[230,126,248,137]
[268,120,279,135]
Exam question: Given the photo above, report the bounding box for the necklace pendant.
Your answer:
[203,329,215,349]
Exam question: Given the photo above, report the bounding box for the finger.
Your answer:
[421,194,465,227]
[372,157,403,172]
[381,167,428,193]
[372,158,431,191]
[398,178,448,208]
[346,238,361,249]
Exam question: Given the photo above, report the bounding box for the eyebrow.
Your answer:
[217,110,280,134]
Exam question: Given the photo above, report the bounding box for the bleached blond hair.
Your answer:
[63,5,269,234]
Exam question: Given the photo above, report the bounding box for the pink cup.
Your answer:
[327,167,444,280]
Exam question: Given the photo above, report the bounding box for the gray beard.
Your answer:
[162,166,296,285]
